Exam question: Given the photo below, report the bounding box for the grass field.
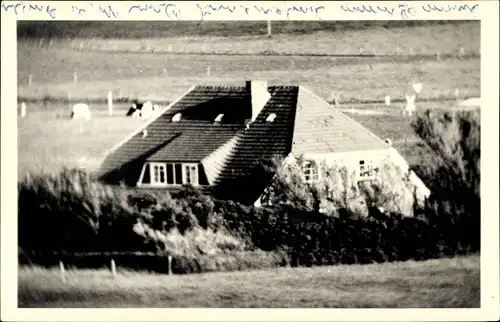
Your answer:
[17,20,480,103]
[18,254,479,308]
[17,105,144,176]
[18,21,479,56]
[18,51,480,103]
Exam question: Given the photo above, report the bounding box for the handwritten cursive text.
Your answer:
[128,3,181,19]
[340,4,395,15]
[421,3,479,14]
[197,3,324,22]
[1,2,57,19]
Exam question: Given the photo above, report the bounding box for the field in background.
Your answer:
[17,105,144,176]
[19,254,479,308]
[18,52,479,104]
[18,21,479,56]
[17,21,474,38]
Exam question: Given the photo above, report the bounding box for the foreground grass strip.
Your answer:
[19,255,479,308]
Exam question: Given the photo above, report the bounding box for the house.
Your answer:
[98,80,430,205]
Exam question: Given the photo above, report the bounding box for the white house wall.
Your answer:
[301,148,392,173]
[300,148,431,203]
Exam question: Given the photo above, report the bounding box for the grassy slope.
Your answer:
[17,21,474,38]
[18,255,479,308]
[18,22,480,57]
[17,21,480,102]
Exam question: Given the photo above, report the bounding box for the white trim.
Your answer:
[137,161,200,187]
[100,85,197,161]
[182,163,199,186]
[149,162,168,187]
[136,163,148,186]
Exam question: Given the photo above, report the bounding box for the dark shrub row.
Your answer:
[18,169,478,273]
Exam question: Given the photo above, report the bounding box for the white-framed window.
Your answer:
[358,160,376,180]
[151,162,167,186]
[183,164,198,185]
[138,162,200,187]
[302,161,319,184]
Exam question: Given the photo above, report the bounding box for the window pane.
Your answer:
[185,165,192,184]
[175,164,182,184]
[191,166,198,185]
[166,164,174,184]
[159,166,166,183]
[153,165,159,182]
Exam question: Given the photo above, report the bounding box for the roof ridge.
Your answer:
[298,85,389,146]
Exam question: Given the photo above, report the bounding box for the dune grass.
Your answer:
[18,254,479,308]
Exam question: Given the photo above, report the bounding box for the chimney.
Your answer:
[246,80,271,122]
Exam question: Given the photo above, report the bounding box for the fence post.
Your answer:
[167,255,172,275]
[73,71,78,84]
[267,20,272,38]
[206,64,211,77]
[385,95,391,106]
[21,102,27,118]
[107,91,113,116]
[459,46,465,59]
[28,74,32,87]
[59,260,66,282]
[110,258,117,276]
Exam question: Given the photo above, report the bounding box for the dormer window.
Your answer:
[137,162,200,187]
[172,113,182,122]
[215,113,224,122]
[266,113,277,122]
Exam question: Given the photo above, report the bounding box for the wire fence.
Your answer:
[19,249,175,276]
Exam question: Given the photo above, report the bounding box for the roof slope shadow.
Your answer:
[213,86,300,204]
[99,132,182,186]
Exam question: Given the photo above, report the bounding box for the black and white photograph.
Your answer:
[1,0,499,320]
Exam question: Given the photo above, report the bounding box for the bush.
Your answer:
[411,109,480,252]
[259,155,422,218]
